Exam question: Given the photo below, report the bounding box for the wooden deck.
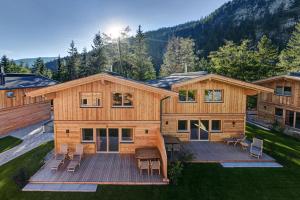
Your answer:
[29,154,166,185]
[182,141,275,163]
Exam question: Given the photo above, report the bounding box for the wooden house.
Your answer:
[26,71,272,182]
[0,72,57,135]
[254,73,300,136]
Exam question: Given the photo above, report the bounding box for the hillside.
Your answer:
[145,0,300,69]
[14,57,57,68]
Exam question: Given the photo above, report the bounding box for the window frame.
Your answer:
[6,91,15,98]
[275,86,292,96]
[178,89,197,103]
[210,120,222,133]
[80,92,102,108]
[204,89,223,103]
[81,128,94,143]
[120,128,134,143]
[112,92,134,108]
[177,120,189,132]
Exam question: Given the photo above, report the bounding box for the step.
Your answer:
[23,183,98,192]
[221,162,283,168]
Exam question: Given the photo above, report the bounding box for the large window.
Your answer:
[112,92,133,107]
[178,90,197,102]
[121,128,133,142]
[204,90,223,102]
[275,86,292,96]
[178,120,188,132]
[275,107,283,117]
[82,128,94,142]
[211,120,221,132]
[80,92,102,107]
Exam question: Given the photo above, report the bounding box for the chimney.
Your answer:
[0,66,5,86]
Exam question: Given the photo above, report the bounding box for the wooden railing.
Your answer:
[156,130,169,182]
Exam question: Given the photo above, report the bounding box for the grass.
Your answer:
[0,136,22,153]
[1,124,300,200]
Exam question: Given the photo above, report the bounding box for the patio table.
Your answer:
[135,147,161,160]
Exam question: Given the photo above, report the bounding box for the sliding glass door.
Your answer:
[96,128,119,153]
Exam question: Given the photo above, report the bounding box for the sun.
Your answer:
[106,24,123,39]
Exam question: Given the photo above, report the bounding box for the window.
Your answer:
[178,120,188,131]
[178,90,197,102]
[6,91,15,98]
[80,92,102,107]
[295,112,300,129]
[275,107,283,117]
[112,92,133,107]
[205,90,223,102]
[275,86,292,96]
[121,128,133,142]
[211,120,221,132]
[285,110,294,127]
[82,128,94,142]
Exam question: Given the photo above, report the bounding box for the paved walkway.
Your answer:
[0,121,54,166]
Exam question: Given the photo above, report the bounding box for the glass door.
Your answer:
[199,120,209,141]
[190,120,200,140]
[96,128,107,152]
[108,128,119,152]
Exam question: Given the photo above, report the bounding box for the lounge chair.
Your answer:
[250,138,263,158]
[138,160,150,175]
[150,160,161,175]
[51,144,68,171]
[67,144,83,173]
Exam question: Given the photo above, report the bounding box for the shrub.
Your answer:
[168,161,183,185]
[13,168,29,188]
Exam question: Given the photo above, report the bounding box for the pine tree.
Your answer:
[255,35,280,79]
[279,22,300,72]
[32,57,46,75]
[89,32,106,75]
[79,48,90,77]
[65,40,80,80]
[55,55,64,82]
[130,25,156,81]
[160,37,197,76]
[0,55,10,72]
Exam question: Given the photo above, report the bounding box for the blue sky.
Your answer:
[0,0,229,59]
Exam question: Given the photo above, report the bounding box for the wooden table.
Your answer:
[135,147,160,160]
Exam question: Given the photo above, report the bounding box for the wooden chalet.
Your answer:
[26,71,272,184]
[0,70,57,135]
[254,72,300,136]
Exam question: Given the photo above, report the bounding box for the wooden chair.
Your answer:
[67,144,84,173]
[138,160,150,175]
[150,160,161,175]
[250,138,263,158]
[51,144,68,171]
[235,136,247,147]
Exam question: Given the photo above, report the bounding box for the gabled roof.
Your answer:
[148,72,273,93]
[26,72,177,97]
[0,73,57,90]
[253,74,300,84]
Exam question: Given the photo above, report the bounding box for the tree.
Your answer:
[88,32,107,75]
[160,37,197,76]
[79,48,90,77]
[130,25,156,81]
[196,57,212,72]
[32,57,46,75]
[255,35,281,79]
[0,55,10,71]
[279,22,300,72]
[65,40,80,80]
[54,55,65,82]
[209,40,258,81]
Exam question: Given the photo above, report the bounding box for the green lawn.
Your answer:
[0,136,22,153]
[1,124,300,200]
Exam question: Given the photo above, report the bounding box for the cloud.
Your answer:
[0,49,13,56]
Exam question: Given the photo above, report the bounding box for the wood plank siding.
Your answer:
[256,77,300,128]
[161,80,248,141]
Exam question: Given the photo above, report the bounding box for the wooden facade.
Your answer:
[255,76,300,131]
[161,78,267,141]
[0,88,51,135]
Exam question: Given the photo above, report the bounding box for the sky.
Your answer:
[0,0,229,59]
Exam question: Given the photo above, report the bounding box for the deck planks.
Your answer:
[30,154,165,185]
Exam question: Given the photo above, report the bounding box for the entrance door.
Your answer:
[96,128,119,153]
[190,120,200,140]
[199,120,209,141]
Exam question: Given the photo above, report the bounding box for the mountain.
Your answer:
[14,57,57,68]
[145,0,300,70]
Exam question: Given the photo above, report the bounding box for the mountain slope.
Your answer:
[14,57,57,68]
[145,0,300,69]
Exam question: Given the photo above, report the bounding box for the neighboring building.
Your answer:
[0,71,57,135]
[254,73,300,136]
[26,71,272,182]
